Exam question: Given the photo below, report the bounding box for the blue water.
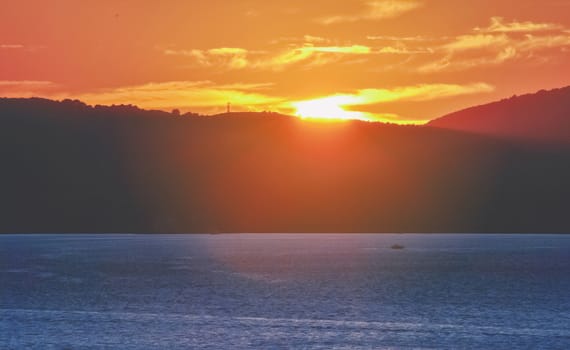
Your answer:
[1,234,569,349]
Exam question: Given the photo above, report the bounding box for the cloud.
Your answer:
[2,79,493,124]
[0,44,47,52]
[259,45,372,70]
[0,80,57,97]
[366,0,422,19]
[269,35,331,45]
[517,34,570,51]
[289,83,494,122]
[366,35,443,42]
[426,35,569,72]
[57,81,284,112]
[442,34,511,51]
[0,44,24,49]
[416,17,570,73]
[419,40,520,73]
[418,50,515,72]
[167,40,436,72]
[318,0,422,25]
[363,18,568,75]
[165,47,251,69]
[166,44,373,71]
[0,80,55,87]
[354,83,495,103]
[0,79,283,113]
[377,45,434,54]
[303,35,329,43]
[299,45,372,54]
[475,17,563,33]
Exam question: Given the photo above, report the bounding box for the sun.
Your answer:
[291,96,370,121]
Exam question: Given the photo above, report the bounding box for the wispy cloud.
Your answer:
[165,47,251,69]
[0,44,24,49]
[1,80,282,113]
[352,83,495,103]
[377,45,434,54]
[417,17,570,73]
[442,34,511,51]
[0,80,55,87]
[366,35,444,42]
[317,0,422,25]
[0,80,57,97]
[260,45,373,70]
[303,35,329,44]
[290,83,494,122]
[269,35,331,45]
[61,81,283,112]
[0,44,47,52]
[2,79,494,124]
[475,17,563,33]
[517,34,570,50]
[166,39,437,72]
[418,48,517,73]
[166,44,374,71]
[299,45,372,54]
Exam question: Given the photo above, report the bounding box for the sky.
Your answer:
[1,0,570,123]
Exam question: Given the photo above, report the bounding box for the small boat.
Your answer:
[390,244,405,250]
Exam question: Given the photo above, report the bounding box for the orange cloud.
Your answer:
[418,50,515,72]
[167,40,440,72]
[442,34,511,51]
[355,83,495,103]
[261,45,372,70]
[301,45,371,54]
[289,83,494,122]
[518,34,570,51]
[0,80,55,87]
[0,44,24,49]
[475,17,563,33]
[3,78,494,124]
[377,45,433,54]
[0,80,57,96]
[303,35,329,43]
[29,81,283,113]
[366,35,444,42]
[318,0,423,25]
[165,47,251,69]
[166,44,373,71]
[417,18,570,73]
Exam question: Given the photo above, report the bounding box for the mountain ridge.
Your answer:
[429,86,570,145]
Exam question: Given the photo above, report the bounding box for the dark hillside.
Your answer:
[429,86,570,145]
[1,98,569,233]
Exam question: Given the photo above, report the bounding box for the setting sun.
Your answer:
[2,1,570,348]
[291,96,371,121]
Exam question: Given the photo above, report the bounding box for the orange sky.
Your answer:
[1,0,570,123]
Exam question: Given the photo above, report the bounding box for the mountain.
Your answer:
[0,97,569,233]
[429,86,570,145]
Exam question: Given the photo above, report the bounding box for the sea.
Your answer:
[1,234,569,349]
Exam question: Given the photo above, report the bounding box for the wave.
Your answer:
[2,308,569,338]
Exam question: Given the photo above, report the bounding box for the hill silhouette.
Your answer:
[0,96,569,233]
[429,86,570,145]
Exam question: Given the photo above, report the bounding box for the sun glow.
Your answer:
[291,96,372,121]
